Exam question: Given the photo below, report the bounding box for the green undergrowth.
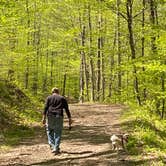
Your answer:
[122,103,166,165]
[0,80,42,149]
[2,125,35,147]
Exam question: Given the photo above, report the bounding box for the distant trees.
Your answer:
[0,0,165,118]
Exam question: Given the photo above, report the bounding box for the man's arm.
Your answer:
[42,97,49,124]
[63,98,72,126]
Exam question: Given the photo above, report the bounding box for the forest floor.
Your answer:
[0,104,161,166]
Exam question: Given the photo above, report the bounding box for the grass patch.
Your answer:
[0,80,42,149]
[4,125,34,146]
[122,103,166,164]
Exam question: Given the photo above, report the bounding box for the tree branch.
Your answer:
[133,7,148,19]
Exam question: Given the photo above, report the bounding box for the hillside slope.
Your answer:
[0,80,41,146]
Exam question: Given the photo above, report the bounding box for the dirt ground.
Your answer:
[0,104,156,166]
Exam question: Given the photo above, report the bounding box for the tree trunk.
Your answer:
[108,30,116,98]
[96,3,102,101]
[79,7,89,102]
[32,1,39,95]
[126,0,141,105]
[79,11,85,103]
[142,0,147,100]
[79,52,84,103]
[161,71,165,119]
[117,0,121,100]
[149,0,156,52]
[62,73,67,96]
[82,27,89,101]
[88,4,95,102]
[42,32,49,92]
[25,0,30,89]
[101,35,105,101]
[50,51,54,87]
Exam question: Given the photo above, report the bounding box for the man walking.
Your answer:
[42,87,72,155]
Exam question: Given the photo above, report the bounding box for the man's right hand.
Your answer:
[69,118,72,130]
[69,118,72,126]
[42,118,46,125]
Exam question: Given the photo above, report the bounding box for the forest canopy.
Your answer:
[0,0,166,118]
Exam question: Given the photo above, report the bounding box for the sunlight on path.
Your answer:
[0,104,130,166]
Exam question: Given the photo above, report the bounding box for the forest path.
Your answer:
[0,104,144,166]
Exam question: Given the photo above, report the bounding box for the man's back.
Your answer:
[44,93,71,118]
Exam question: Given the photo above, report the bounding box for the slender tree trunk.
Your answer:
[79,8,89,102]
[88,4,95,102]
[62,73,67,96]
[35,13,41,93]
[108,30,116,98]
[25,0,30,89]
[126,0,141,105]
[50,51,54,87]
[79,11,85,103]
[149,0,163,116]
[161,71,165,119]
[101,35,105,101]
[96,2,102,101]
[32,1,38,94]
[117,0,122,100]
[142,0,146,101]
[149,0,156,51]
[80,52,84,103]
[43,31,49,92]
[82,25,89,101]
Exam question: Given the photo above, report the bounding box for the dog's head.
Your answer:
[122,133,129,142]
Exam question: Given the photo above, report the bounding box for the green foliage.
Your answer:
[123,103,166,156]
[0,80,41,129]
[3,125,34,146]
[0,0,166,159]
[126,136,139,155]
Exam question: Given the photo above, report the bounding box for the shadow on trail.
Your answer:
[62,124,110,144]
[29,149,160,166]
[14,124,162,166]
[61,150,93,155]
[16,124,111,146]
[29,150,116,166]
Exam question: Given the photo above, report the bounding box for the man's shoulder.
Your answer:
[47,95,52,99]
[59,95,65,100]
[51,94,64,99]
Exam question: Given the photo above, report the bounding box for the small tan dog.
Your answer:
[110,134,129,150]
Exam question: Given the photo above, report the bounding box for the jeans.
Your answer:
[46,115,63,151]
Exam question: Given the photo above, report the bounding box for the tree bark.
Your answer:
[149,0,156,51]
[126,0,141,105]
[42,31,49,92]
[32,1,39,94]
[142,0,146,100]
[79,11,85,103]
[88,4,95,102]
[161,72,165,119]
[62,73,67,96]
[117,0,122,100]
[96,1,102,101]
[50,51,54,87]
[25,0,30,89]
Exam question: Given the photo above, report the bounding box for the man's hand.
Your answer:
[69,118,72,130]
[42,115,46,125]
[42,118,46,125]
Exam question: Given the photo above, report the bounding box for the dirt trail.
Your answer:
[0,104,139,166]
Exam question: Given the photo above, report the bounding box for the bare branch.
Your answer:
[133,7,147,19]
[106,3,127,20]
[119,12,127,20]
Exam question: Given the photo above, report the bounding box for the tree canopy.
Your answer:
[0,0,166,118]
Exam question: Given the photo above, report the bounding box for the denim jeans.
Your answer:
[46,115,63,151]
